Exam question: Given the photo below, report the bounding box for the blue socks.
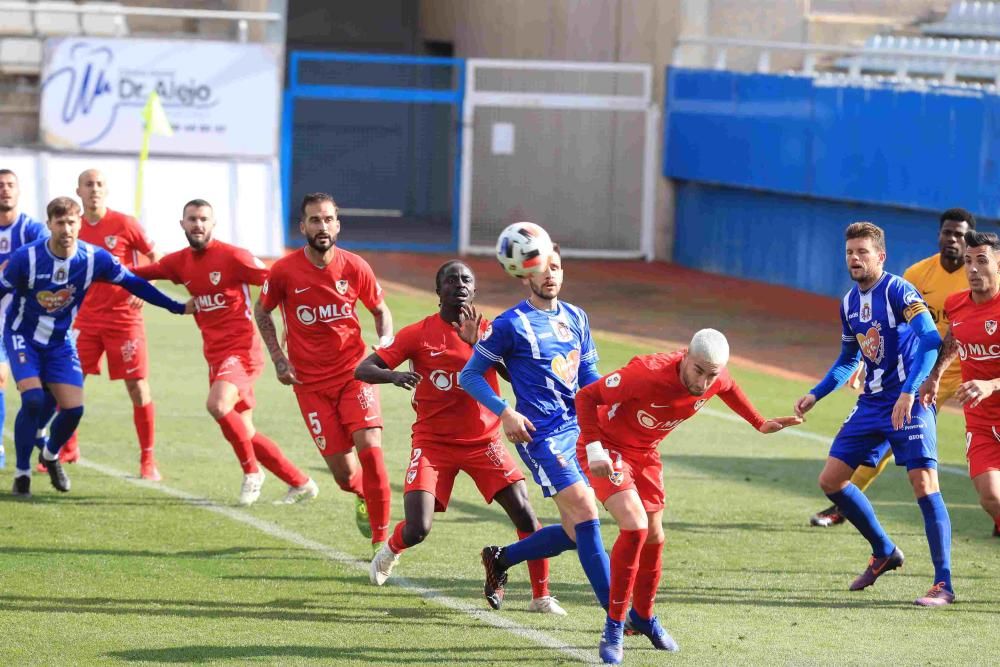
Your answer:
[574,519,611,609]
[14,388,46,472]
[44,405,83,458]
[827,483,895,558]
[504,524,576,566]
[35,390,57,449]
[917,492,953,591]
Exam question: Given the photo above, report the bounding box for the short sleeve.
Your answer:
[592,357,648,405]
[258,261,285,310]
[374,322,418,369]
[475,316,514,364]
[891,277,930,323]
[355,258,384,311]
[25,221,49,243]
[134,251,180,282]
[232,247,269,286]
[95,247,129,283]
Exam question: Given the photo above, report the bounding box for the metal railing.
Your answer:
[673,35,1000,85]
[0,1,282,42]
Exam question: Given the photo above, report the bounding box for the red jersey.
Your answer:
[376,314,500,446]
[133,240,267,367]
[944,289,1000,427]
[259,246,384,393]
[576,350,765,453]
[74,209,155,327]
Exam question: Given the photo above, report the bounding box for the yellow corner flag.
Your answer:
[135,91,173,218]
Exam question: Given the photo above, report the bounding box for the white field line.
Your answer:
[700,407,968,477]
[76,458,598,665]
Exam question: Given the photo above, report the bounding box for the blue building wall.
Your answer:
[664,68,1000,297]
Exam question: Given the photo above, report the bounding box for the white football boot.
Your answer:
[369,542,401,586]
[274,478,319,505]
[237,471,265,506]
[528,595,568,616]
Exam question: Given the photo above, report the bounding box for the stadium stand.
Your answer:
[922,0,1000,38]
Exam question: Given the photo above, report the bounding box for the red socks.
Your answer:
[358,447,391,543]
[631,540,663,619]
[134,403,155,460]
[388,521,408,554]
[252,432,308,487]
[215,410,258,474]
[608,528,648,621]
[518,527,551,599]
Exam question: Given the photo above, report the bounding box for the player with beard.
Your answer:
[810,208,974,528]
[133,199,317,505]
[460,246,613,634]
[921,230,1000,541]
[0,169,49,469]
[2,197,191,498]
[255,193,393,549]
[358,260,565,614]
[67,169,162,479]
[574,329,802,662]
[794,222,953,607]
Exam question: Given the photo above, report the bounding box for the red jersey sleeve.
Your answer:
[374,322,418,370]
[575,359,646,444]
[716,371,766,430]
[355,258,384,311]
[231,247,269,286]
[124,217,155,256]
[132,251,179,282]
[259,261,285,311]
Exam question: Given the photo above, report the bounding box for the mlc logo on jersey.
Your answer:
[295,303,353,325]
[36,285,77,313]
[194,293,226,312]
[856,323,885,364]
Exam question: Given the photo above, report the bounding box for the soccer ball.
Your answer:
[495,222,554,278]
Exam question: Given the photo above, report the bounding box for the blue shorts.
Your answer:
[3,331,84,387]
[830,398,937,471]
[515,424,588,498]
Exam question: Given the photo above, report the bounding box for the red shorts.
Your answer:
[74,323,148,380]
[295,379,382,456]
[405,435,525,511]
[576,439,665,512]
[209,354,262,412]
[966,424,1000,478]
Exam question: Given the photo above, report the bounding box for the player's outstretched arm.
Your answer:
[355,353,419,390]
[253,299,300,385]
[795,338,861,416]
[720,382,803,432]
[114,271,188,315]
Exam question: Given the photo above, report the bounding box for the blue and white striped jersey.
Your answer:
[839,271,931,402]
[0,213,49,329]
[0,239,130,348]
[473,299,598,435]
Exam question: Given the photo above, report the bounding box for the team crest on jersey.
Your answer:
[694,398,707,411]
[987,320,998,336]
[335,279,349,295]
[53,267,67,284]
[0,238,8,253]
[36,285,77,313]
[209,271,221,285]
[856,323,885,364]
[609,471,624,486]
[314,436,326,451]
[860,302,871,322]
[481,324,493,341]
[551,349,581,384]
[105,235,117,250]
[551,318,573,343]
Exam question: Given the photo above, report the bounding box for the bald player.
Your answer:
[68,169,162,479]
[575,329,802,664]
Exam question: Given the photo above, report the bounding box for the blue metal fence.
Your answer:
[282,52,465,252]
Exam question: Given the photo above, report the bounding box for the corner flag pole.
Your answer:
[135,91,174,219]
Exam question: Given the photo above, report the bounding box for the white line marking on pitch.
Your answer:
[701,407,968,477]
[77,458,598,665]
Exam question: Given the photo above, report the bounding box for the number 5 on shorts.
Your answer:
[308,411,322,435]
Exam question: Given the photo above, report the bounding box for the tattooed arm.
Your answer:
[254,299,300,385]
[919,328,958,407]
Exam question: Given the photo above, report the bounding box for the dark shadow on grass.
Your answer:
[105,644,568,664]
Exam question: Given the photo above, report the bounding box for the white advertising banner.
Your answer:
[40,38,280,157]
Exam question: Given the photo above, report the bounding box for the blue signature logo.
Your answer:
[44,44,114,124]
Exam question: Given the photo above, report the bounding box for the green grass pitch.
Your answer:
[0,284,997,665]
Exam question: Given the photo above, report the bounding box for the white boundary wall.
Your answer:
[0,148,284,258]
[459,58,659,260]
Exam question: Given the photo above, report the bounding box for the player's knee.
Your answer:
[817,472,846,495]
[20,387,47,415]
[61,405,84,426]
[205,399,228,420]
[405,518,432,545]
